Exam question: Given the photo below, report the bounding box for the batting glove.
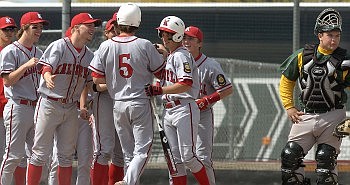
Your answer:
[144,84,163,96]
[196,98,210,110]
[196,92,221,111]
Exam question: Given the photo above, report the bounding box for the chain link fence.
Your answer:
[39,28,350,171]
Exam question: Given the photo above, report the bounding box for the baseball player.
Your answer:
[105,16,125,185]
[89,3,166,185]
[0,12,48,185]
[48,27,95,185]
[0,16,17,173]
[90,16,124,185]
[279,8,350,185]
[26,13,101,185]
[182,26,233,185]
[145,16,210,185]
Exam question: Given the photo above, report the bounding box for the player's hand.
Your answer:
[286,107,304,124]
[80,108,89,120]
[25,57,39,68]
[196,97,210,110]
[144,84,163,96]
[154,43,168,60]
[44,73,56,90]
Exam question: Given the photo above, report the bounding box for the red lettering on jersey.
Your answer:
[83,67,89,78]
[54,64,61,74]
[164,69,177,83]
[76,65,81,76]
[21,66,37,79]
[57,63,67,74]
[53,63,90,79]
[199,83,207,96]
[66,64,73,75]
[119,54,133,78]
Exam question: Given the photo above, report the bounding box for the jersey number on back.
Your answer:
[119,54,133,78]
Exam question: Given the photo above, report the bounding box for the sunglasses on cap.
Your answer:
[2,27,16,32]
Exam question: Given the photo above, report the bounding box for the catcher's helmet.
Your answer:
[157,16,185,42]
[314,8,342,36]
[117,3,141,27]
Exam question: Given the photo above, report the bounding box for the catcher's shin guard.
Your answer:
[315,144,338,185]
[281,142,306,185]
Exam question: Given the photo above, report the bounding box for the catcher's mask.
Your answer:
[314,8,342,36]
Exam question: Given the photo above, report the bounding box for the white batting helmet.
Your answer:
[117,3,141,27]
[157,16,185,42]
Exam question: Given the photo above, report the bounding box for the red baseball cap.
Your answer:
[70,13,102,27]
[112,12,117,21]
[65,27,72,37]
[0,16,17,29]
[105,19,115,31]
[20,12,49,26]
[184,26,203,42]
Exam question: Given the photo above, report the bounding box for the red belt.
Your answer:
[164,100,181,109]
[19,99,37,106]
[47,96,68,104]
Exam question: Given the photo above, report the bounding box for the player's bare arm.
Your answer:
[92,76,106,85]
[79,84,90,120]
[92,83,107,92]
[97,83,107,91]
[43,71,56,90]
[162,82,191,94]
[145,82,191,97]
[2,57,39,87]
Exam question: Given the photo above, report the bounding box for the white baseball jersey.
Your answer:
[0,41,42,101]
[195,53,232,185]
[38,37,92,102]
[196,53,232,103]
[161,46,199,101]
[89,36,165,100]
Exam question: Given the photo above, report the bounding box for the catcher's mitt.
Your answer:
[333,119,350,138]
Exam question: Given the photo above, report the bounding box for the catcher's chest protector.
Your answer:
[299,44,345,110]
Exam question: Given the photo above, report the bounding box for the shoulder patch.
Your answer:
[217,74,226,86]
[184,62,191,73]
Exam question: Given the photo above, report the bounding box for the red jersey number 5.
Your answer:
[119,54,133,78]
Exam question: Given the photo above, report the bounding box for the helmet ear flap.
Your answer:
[158,30,162,39]
[172,33,184,43]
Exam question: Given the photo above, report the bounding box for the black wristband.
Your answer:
[92,83,98,92]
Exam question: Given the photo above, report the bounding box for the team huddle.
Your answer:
[0,3,232,185]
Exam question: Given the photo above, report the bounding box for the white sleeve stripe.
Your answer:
[88,65,105,74]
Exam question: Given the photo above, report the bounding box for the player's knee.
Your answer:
[280,141,306,184]
[315,143,338,184]
[30,153,47,166]
[57,154,74,167]
[95,152,112,165]
[184,157,203,173]
[111,156,124,167]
